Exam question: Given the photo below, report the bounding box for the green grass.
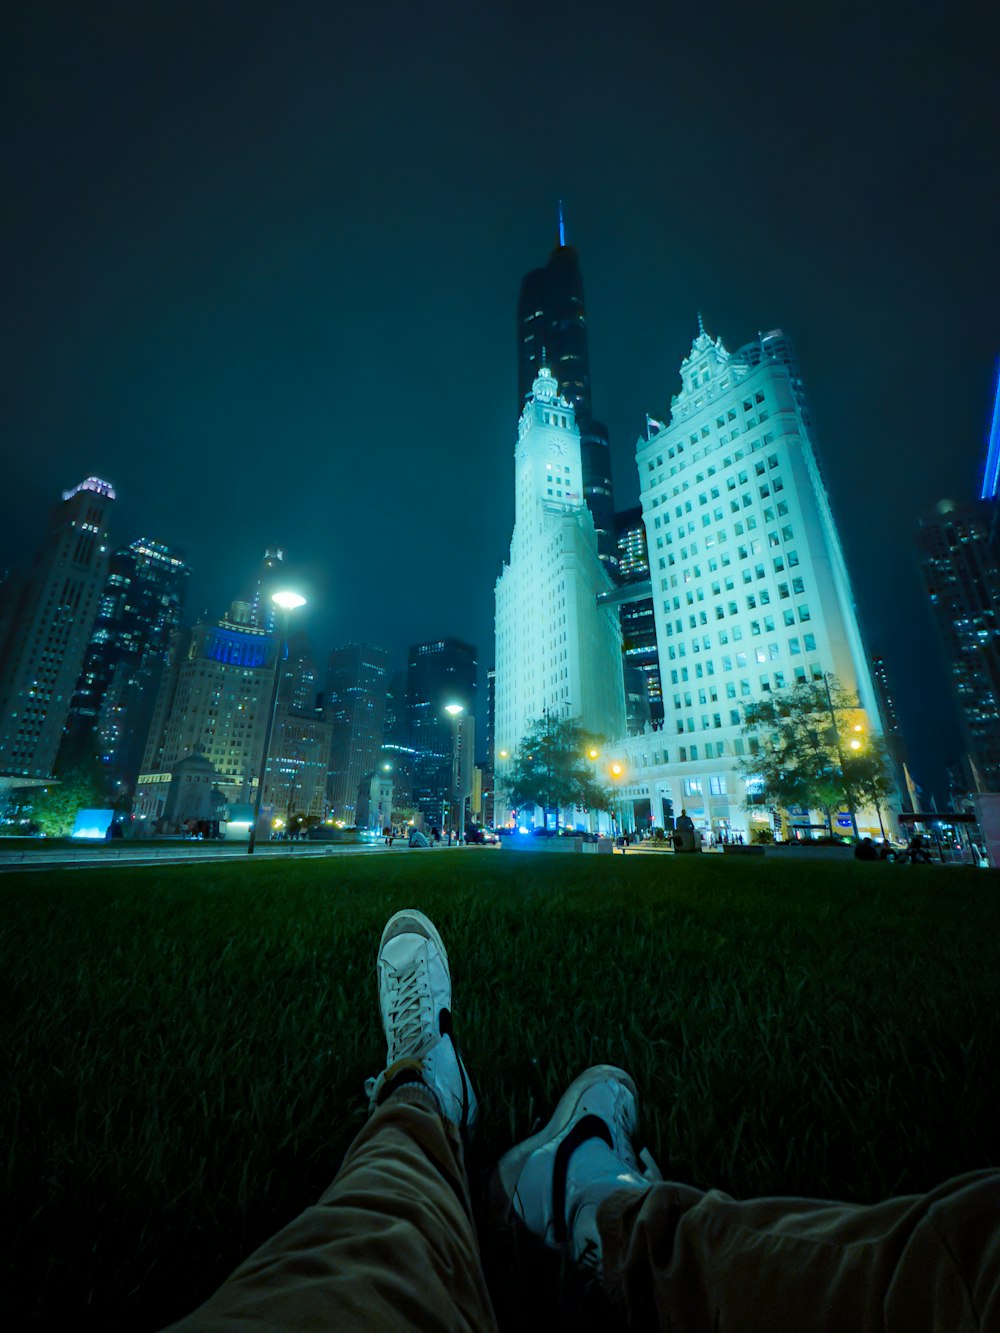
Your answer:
[2,853,999,1331]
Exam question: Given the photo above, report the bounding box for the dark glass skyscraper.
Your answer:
[0,478,115,779]
[914,361,1000,789]
[615,507,662,731]
[517,211,617,566]
[917,498,1000,789]
[62,537,190,788]
[406,637,477,826]
[324,643,390,824]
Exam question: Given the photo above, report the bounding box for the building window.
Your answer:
[710,775,727,795]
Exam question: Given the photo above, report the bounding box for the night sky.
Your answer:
[3,2,998,792]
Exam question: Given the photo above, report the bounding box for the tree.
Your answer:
[502,715,611,829]
[739,677,892,838]
[30,767,107,838]
[844,736,896,837]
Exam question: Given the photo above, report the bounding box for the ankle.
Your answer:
[565,1141,650,1266]
[382,1081,442,1115]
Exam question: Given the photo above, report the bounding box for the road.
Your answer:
[0,840,432,872]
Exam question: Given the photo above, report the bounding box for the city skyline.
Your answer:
[3,3,999,794]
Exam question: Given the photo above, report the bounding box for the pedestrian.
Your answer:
[163,908,1000,1333]
[908,832,932,865]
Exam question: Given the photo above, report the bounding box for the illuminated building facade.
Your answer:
[61,538,190,790]
[517,212,617,567]
[324,643,390,824]
[134,611,277,822]
[0,477,115,779]
[494,366,625,824]
[606,324,885,839]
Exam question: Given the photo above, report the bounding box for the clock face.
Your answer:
[550,439,567,456]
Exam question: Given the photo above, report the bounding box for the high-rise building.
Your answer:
[324,644,390,824]
[917,499,1000,790]
[134,611,277,822]
[0,477,116,779]
[406,637,477,826]
[249,547,286,632]
[61,538,190,790]
[483,665,496,826]
[380,668,416,811]
[517,210,617,566]
[614,507,663,732]
[262,640,331,822]
[494,365,626,824]
[609,323,886,838]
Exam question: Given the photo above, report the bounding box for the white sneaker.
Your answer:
[364,909,477,1133]
[492,1065,660,1271]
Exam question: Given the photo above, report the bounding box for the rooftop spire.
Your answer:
[697,311,706,337]
[558,199,566,248]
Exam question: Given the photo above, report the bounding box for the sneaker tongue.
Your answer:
[383,933,426,971]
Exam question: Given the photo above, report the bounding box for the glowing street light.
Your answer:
[272,591,306,612]
[248,589,306,855]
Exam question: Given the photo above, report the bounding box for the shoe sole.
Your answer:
[490,1064,638,1225]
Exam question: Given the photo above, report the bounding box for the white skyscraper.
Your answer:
[609,325,887,840]
[494,365,625,823]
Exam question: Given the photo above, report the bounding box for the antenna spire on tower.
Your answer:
[697,311,706,337]
[558,200,566,248]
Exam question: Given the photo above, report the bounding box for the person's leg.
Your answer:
[493,1066,1000,1333]
[165,909,496,1333]
[597,1168,1000,1333]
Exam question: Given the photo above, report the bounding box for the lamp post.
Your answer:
[586,745,600,834]
[445,702,465,844]
[610,761,624,840]
[247,590,306,855]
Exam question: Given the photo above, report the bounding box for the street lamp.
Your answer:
[445,703,465,844]
[247,589,307,855]
[609,761,624,840]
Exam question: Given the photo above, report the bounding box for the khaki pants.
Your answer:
[165,1090,1000,1332]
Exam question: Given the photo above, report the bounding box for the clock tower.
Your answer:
[513,365,585,537]
[495,365,626,826]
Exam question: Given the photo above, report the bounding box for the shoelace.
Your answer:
[611,1088,663,1182]
[385,957,439,1062]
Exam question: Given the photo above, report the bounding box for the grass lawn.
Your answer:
[2,852,999,1331]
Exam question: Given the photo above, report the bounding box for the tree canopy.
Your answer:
[30,767,108,838]
[501,715,612,828]
[739,677,894,836]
